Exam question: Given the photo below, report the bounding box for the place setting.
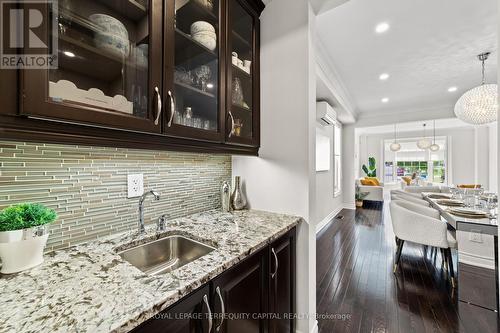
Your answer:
[436,199,464,207]
[446,207,491,219]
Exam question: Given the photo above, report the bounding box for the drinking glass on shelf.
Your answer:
[193,117,202,128]
[194,65,211,92]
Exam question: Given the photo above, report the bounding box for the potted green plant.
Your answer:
[0,203,57,274]
[355,186,369,208]
[362,157,377,177]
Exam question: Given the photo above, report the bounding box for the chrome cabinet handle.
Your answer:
[154,86,162,126]
[215,287,225,332]
[203,294,213,333]
[228,111,235,137]
[271,248,278,279]
[167,90,175,127]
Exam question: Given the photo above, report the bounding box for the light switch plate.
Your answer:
[127,174,144,198]
[469,230,483,243]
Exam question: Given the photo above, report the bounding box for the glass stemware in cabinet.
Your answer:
[171,0,220,133]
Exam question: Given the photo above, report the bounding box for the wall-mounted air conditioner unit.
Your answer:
[316,101,337,126]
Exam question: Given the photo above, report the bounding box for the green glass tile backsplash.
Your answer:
[0,141,231,251]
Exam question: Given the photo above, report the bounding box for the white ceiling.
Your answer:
[357,117,477,135]
[316,0,498,116]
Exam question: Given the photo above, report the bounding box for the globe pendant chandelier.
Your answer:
[416,123,432,150]
[390,123,401,152]
[454,52,498,125]
[429,120,440,152]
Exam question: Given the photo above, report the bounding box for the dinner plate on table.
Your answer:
[436,199,464,206]
[427,193,453,199]
[447,207,489,218]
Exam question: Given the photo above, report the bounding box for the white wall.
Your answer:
[315,122,344,231]
[342,124,357,208]
[357,127,491,188]
[232,1,317,332]
[489,122,498,192]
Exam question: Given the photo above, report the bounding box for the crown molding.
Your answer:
[310,0,350,15]
[315,37,357,123]
[357,104,455,121]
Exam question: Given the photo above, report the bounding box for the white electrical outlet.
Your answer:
[469,230,483,243]
[127,174,144,198]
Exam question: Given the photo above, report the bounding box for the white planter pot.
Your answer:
[0,226,49,274]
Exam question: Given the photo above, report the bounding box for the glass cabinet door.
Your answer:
[226,0,258,146]
[164,0,222,141]
[22,0,163,133]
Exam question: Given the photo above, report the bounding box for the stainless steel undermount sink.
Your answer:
[117,236,215,275]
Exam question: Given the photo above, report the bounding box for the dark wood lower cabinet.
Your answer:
[130,228,295,333]
[212,247,268,333]
[269,230,295,333]
[131,285,211,333]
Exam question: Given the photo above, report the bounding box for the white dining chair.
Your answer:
[391,189,423,199]
[390,200,457,287]
[391,193,430,207]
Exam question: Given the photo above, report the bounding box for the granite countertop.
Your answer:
[0,209,302,333]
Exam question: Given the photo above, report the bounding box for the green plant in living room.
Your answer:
[355,185,370,208]
[362,157,377,177]
[0,203,57,274]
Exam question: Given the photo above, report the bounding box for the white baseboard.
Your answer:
[309,321,318,333]
[316,206,343,234]
[458,251,495,270]
[343,201,356,210]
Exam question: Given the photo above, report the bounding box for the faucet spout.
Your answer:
[138,190,160,234]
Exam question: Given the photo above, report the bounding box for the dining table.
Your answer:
[422,192,499,314]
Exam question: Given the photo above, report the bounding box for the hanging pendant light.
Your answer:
[454,52,498,125]
[416,123,432,149]
[429,120,440,152]
[390,123,401,152]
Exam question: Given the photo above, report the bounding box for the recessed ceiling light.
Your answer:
[63,51,75,58]
[448,86,457,92]
[375,22,390,34]
[381,97,389,103]
[379,73,390,80]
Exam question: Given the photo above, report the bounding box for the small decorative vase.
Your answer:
[231,176,247,210]
[355,201,363,208]
[0,225,49,274]
[231,77,244,106]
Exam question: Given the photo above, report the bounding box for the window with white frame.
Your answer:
[334,122,342,196]
[383,137,447,184]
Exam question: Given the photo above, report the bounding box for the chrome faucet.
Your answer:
[138,190,160,234]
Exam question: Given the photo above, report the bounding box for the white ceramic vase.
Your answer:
[0,226,49,274]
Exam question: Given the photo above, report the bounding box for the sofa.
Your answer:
[403,185,450,194]
[356,178,384,202]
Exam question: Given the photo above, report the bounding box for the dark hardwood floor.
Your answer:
[316,201,499,333]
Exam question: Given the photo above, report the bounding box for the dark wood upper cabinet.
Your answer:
[225,0,260,147]
[20,0,164,133]
[4,0,264,154]
[162,0,225,142]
